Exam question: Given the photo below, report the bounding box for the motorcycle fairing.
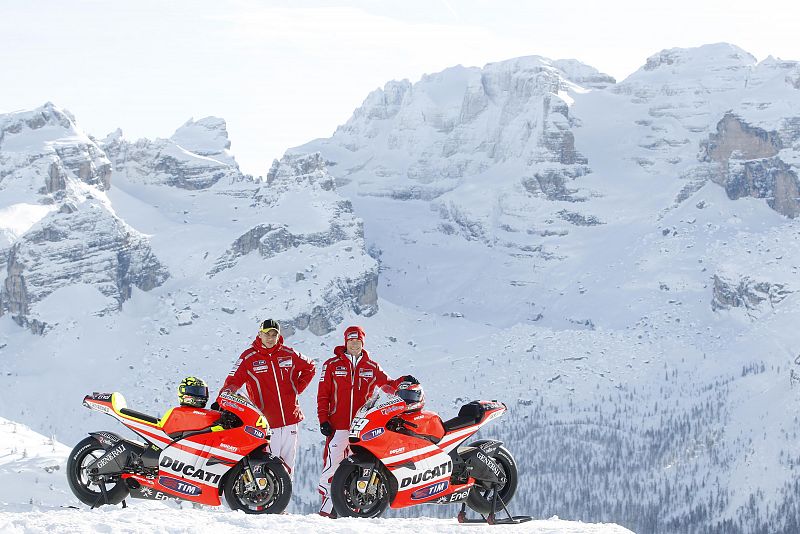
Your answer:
[82,391,265,505]
[348,386,508,509]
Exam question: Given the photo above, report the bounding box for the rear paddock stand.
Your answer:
[456,485,532,525]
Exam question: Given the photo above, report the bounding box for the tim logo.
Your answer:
[158,476,201,496]
[244,426,265,439]
[361,428,384,441]
[410,481,449,501]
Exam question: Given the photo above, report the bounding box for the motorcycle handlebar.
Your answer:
[388,416,418,429]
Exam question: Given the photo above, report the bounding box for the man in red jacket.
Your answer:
[221,319,316,478]
[316,325,416,517]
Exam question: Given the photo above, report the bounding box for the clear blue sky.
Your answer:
[2,0,798,176]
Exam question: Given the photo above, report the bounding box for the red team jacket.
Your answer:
[317,346,403,431]
[221,336,316,428]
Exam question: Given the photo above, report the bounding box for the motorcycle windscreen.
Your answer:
[356,385,403,417]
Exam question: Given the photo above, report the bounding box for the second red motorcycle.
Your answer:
[331,384,526,523]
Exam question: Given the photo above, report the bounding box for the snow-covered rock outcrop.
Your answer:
[210,153,378,335]
[613,43,800,218]
[102,116,244,190]
[0,104,168,332]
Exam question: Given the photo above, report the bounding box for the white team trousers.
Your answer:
[317,430,350,514]
[269,423,299,478]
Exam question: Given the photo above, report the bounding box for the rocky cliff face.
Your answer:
[0,104,169,332]
[711,273,791,315]
[611,44,800,219]
[701,113,799,218]
[326,56,599,199]
[1,104,379,337]
[0,103,111,197]
[295,56,612,280]
[102,116,244,190]
[210,153,378,335]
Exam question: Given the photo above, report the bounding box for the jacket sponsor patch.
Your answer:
[278,358,293,368]
[334,366,348,377]
[253,364,269,373]
[253,360,266,366]
[358,369,374,378]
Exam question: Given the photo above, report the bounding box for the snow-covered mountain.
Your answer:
[293,43,800,533]
[1,42,800,533]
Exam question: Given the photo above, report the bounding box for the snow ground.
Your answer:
[0,508,635,534]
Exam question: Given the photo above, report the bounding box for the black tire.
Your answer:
[465,445,518,515]
[223,460,292,514]
[66,436,129,507]
[331,459,390,518]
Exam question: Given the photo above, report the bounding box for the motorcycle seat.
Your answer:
[442,401,484,432]
[109,392,161,425]
[119,408,160,425]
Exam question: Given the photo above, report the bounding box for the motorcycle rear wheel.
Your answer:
[66,436,129,507]
[465,444,518,515]
[331,460,390,518]
[223,460,292,514]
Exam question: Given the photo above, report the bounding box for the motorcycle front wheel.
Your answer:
[223,460,292,514]
[330,459,390,518]
[66,436,129,507]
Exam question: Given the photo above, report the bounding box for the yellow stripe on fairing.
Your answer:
[157,408,174,428]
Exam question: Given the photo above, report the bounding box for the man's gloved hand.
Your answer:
[320,421,334,437]
[210,401,220,411]
[402,375,419,384]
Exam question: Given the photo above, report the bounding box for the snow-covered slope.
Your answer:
[0,417,70,508]
[2,42,800,534]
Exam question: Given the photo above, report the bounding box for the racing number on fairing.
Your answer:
[256,416,268,429]
[350,417,368,437]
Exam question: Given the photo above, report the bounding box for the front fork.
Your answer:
[354,464,380,497]
[240,458,259,493]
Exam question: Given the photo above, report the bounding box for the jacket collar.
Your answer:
[251,335,284,357]
[333,345,369,366]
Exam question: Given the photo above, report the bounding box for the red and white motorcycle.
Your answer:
[331,385,531,524]
[67,391,291,513]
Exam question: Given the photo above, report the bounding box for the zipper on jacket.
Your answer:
[349,355,355,424]
[272,359,286,426]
